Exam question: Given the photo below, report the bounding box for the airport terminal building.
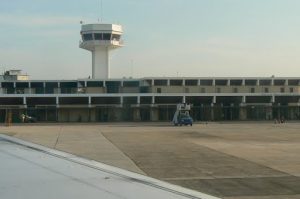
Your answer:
[1,74,300,123]
[1,23,300,123]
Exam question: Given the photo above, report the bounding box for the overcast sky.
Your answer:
[0,0,300,79]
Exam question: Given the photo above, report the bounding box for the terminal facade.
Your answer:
[0,76,300,122]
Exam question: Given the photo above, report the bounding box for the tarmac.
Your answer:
[1,122,300,198]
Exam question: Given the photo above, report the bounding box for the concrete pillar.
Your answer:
[150,108,159,121]
[56,97,59,108]
[210,103,214,121]
[212,96,216,104]
[23,97,27,108]
[115,108,123,121]
[183,96,186,104]
[109,107,122,121]
[271,95,275,103]
[151,96,155,104]
[57,82,61,94]
[28,82,32,94]
[137,96,140,104]
[13,82,16,94]
[58,109,69,122]
[276,103,281,120]
[88,96,91,107]
[242,96,246,103]
[133,108,141,121]
[266,106,273,120]
[89,108,96,122]
[285,79,288,86]
[239,106,247,120]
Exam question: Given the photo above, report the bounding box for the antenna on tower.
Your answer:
[100,0,103,23]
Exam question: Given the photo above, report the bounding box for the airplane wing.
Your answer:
[0,134,219,199]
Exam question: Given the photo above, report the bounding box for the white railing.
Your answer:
[79,39,124,46]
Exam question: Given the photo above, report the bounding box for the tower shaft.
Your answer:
[92,47,110,79]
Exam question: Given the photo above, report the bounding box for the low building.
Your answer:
[0,77,299,123]
[0,70,29,81]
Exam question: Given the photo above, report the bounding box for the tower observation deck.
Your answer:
[80,23,123,79]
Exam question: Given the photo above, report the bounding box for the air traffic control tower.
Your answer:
[80,23,123,79]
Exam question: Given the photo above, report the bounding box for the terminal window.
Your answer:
[280,87,285,93]
[264,88,269,93]
[6,88,15,94]
[290,87,294,93]
[16,88,25,94]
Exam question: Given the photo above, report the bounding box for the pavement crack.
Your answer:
[53,126,62,149]
[100,131,147,175]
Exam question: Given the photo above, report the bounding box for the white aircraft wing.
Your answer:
[0,134,219,199]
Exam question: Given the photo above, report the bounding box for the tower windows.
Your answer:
[83,34,93,41]
[91,33,121,41]
[103,33,111,40]
[94,33,102,40]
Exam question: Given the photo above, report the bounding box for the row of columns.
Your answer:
[5,105,298,123]
[17,95,300,107]
[149,79,292,87]
[20,95,299,108]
